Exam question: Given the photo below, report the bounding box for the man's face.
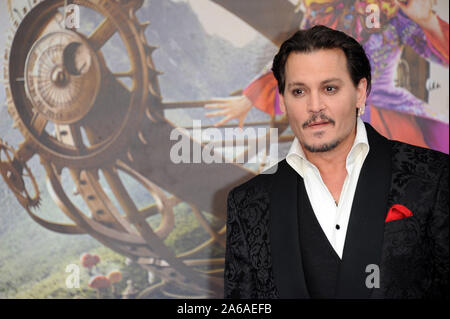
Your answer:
[279,48,367,153]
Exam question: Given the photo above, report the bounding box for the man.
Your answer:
[224,25,448,299]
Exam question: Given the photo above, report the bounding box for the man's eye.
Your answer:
[292,89,303,96]
[325,86,337,93]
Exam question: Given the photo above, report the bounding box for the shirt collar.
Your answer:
[286,117,370,177]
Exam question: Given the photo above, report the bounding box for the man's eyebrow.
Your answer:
[321,78,344,85]
[287,78,344,89]
[287,81,306,89]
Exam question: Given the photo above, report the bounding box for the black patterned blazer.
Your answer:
[224,123,449,299]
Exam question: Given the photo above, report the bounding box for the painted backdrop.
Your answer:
[0,0,448,299]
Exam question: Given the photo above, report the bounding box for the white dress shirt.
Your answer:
[286,118,370,259]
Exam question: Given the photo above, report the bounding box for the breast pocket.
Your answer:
[383,216,422,254]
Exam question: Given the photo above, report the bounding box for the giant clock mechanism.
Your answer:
[1,0,296,298]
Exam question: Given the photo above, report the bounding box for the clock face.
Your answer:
[64,41,92,76]
[24,30,101,124]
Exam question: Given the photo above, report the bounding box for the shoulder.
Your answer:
[389,140,448,180]
[227,159,290,206]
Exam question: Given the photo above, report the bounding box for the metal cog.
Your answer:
[0,139,41,209]
[3,0,227,298]
[4,0,155,169]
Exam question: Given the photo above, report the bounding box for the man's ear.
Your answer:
[279,92,286,113]
[356,78,367,107]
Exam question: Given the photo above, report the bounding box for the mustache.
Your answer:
[302,113,335,129]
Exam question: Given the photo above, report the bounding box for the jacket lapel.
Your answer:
[269,160,310,298]
[335,123,392,298]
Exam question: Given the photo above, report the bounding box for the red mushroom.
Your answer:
[80,253,96,275]
[80,253,101,275]
[91,254,100,266]
[88,275,111,298]
[107,270,123,296]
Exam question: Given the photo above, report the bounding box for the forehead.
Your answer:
[284,48,350,84]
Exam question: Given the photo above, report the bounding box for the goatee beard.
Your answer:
[302,113,339,152]
[303,138,341,153]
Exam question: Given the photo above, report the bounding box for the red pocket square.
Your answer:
[385,204,413,223]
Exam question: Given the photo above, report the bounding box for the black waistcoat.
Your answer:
[298,180,342,298]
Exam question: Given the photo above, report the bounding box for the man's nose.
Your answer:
[307,91,325,113]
